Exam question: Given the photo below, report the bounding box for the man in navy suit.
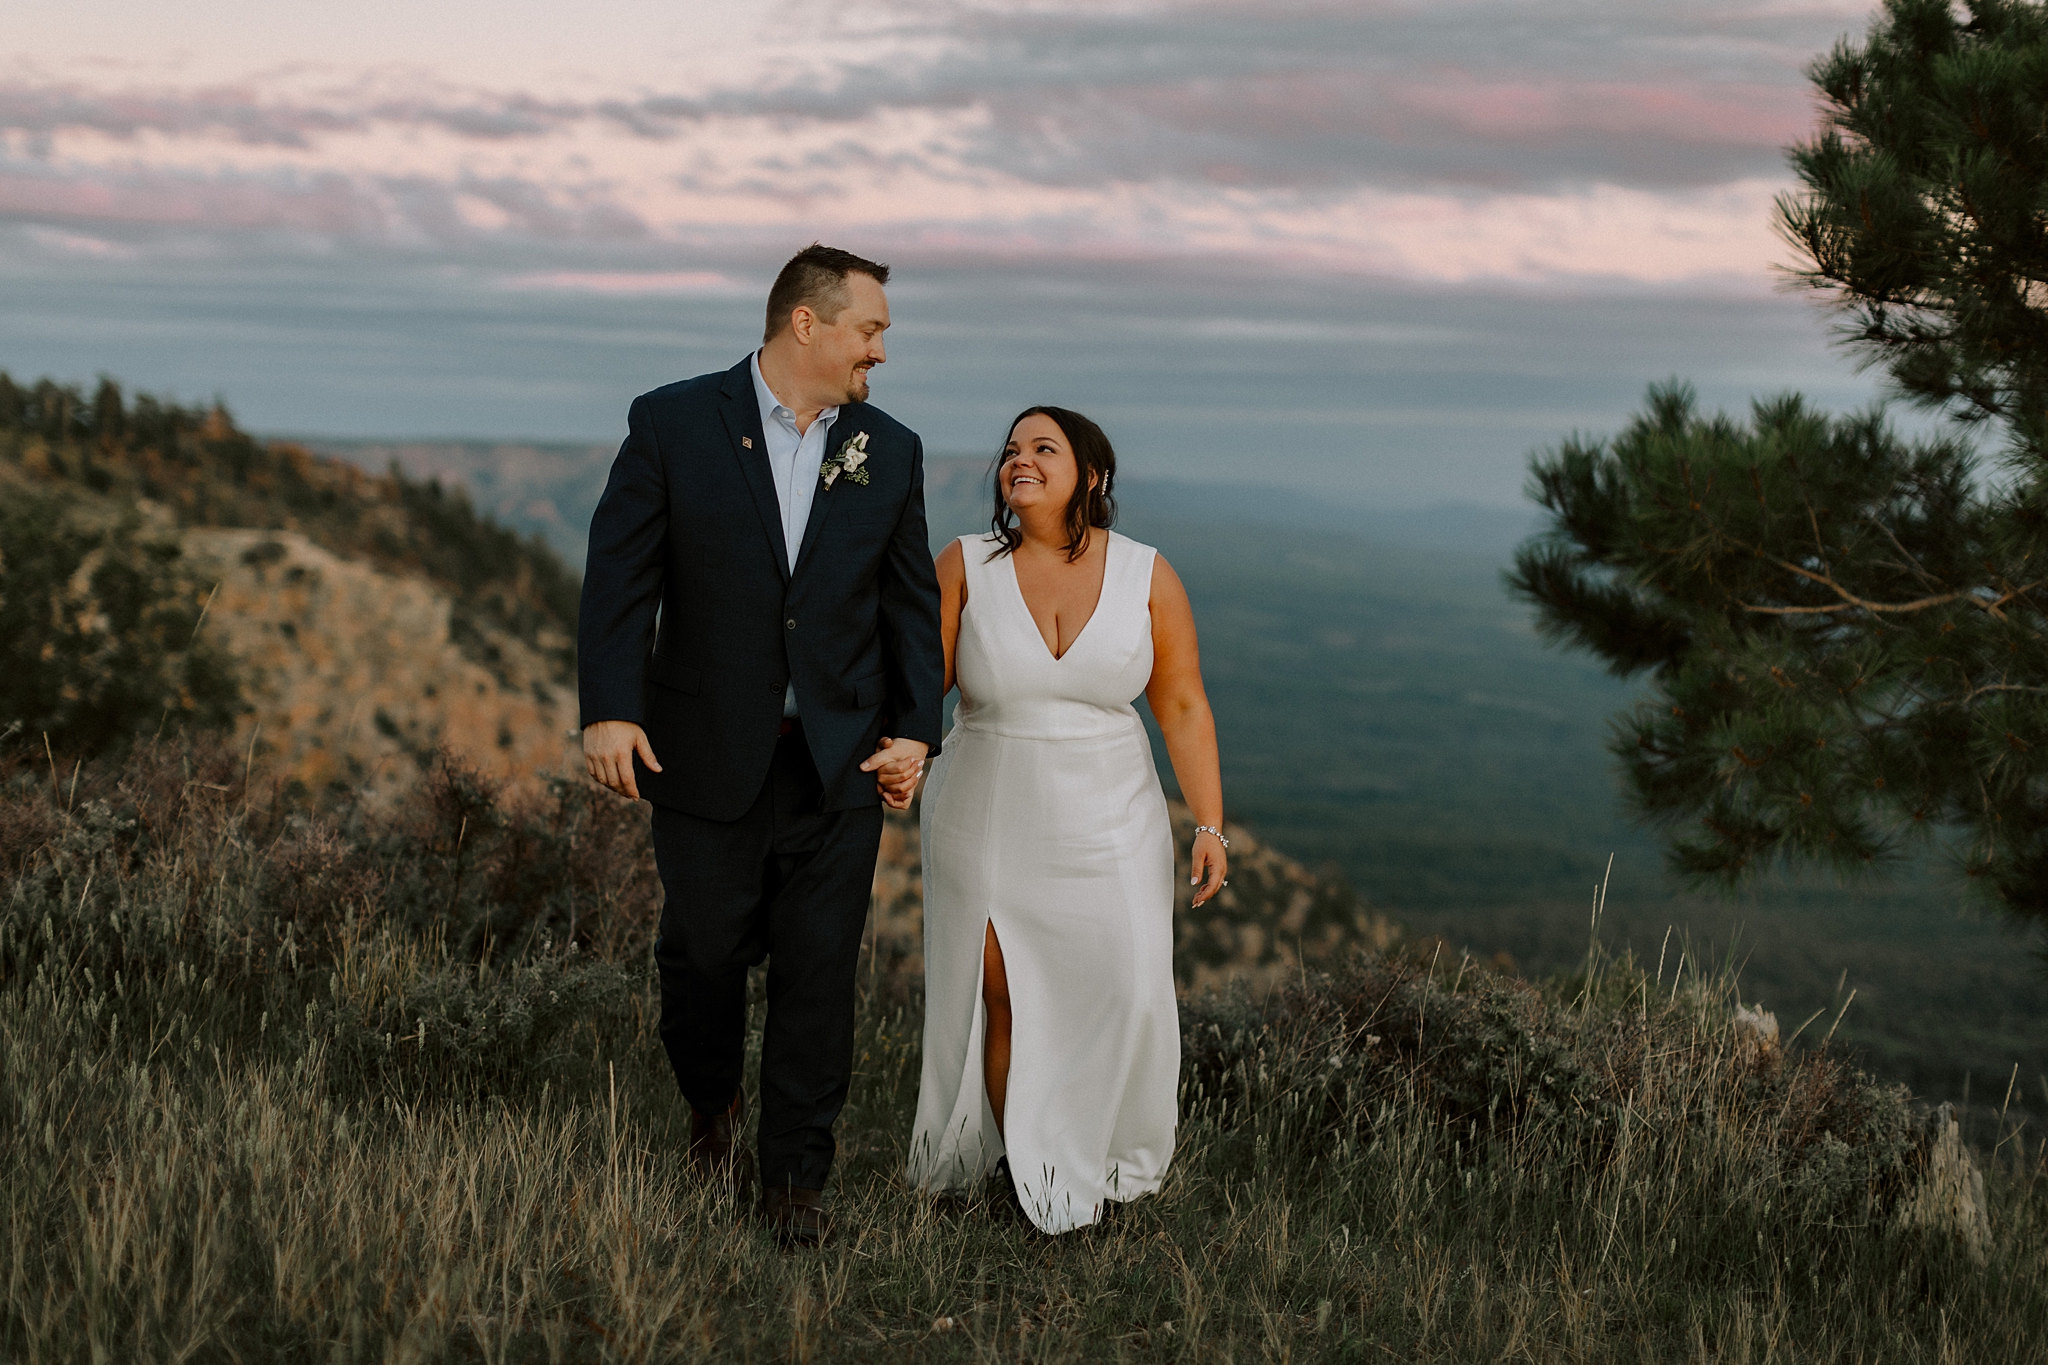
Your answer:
[578,245,943,1245]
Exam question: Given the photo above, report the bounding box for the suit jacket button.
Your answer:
[785,618,796,630]
[770,683,784,694]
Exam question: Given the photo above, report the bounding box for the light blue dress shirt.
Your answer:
[750,350,839,719]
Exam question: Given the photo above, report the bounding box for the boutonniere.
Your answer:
[821,431,871,489]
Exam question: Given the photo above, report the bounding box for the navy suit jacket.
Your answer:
[577,356,945,819]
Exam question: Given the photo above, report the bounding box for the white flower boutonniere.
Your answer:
[821,431,872,489]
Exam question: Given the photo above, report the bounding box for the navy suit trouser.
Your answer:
[648,724,881,1193]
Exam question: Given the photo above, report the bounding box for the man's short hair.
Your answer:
[763,244,891,344]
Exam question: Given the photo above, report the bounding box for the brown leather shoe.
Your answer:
[759,1185,833,1247]
[688,1093,747,1185]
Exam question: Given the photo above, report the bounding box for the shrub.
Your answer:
[341,751,661,963]
[1181,944,1920,1235]
[0,737,657,1101]
[0,486,242,758]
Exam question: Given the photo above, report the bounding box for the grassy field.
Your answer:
[11,378,2043,1360]
[5,741,2047,1363]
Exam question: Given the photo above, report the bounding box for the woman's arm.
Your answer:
[1143,554,1227,906]
[877,539,966,811]
[936,538,966,698]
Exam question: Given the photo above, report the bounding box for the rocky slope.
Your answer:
[180,526,581,807]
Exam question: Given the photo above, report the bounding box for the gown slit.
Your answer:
[980,919,1010,1128]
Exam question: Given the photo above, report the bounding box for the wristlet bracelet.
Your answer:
[1194,824,1230,848]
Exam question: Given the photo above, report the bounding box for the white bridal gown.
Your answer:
[909,530,1179,1234]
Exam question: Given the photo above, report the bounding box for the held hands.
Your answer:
[1191,827,1229,907]
[584,720,924,809]
[583,720,660,800]
[861,736,928,811]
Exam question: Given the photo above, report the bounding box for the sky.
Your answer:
[1,0,1901,507]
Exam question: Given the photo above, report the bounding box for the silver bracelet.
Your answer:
[1194,824,1230,848]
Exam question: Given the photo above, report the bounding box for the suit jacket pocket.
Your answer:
[647,654,703,696]
[851,669,887,709]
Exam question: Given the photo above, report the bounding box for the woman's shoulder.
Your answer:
[1106,529,1159,565]
[954,531,1007,561]
[949,532,1007,581]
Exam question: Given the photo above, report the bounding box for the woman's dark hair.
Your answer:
[987,406,1117,562]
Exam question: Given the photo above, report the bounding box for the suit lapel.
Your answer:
[791,410,840,580]
[716,359,790,582]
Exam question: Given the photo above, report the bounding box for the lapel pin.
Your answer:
[742,437,753,448]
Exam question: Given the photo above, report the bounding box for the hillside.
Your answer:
[291,436,618,569]
[3,374,1384,988]
[2,376,578,689]
[1,375,583,802]
[181,527,580,805]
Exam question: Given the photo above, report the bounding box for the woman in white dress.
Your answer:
[904,406,1227,1234]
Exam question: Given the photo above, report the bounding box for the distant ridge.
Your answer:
[288,436,616,568]
[1117,482,1541,560]
[296,438,1538,565]
[925,455,1539,558]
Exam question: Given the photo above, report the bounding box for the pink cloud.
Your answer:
[1391,76,1816,147]
[0,81,356,146]
[0,0,1859,289]
[0,165,380,234]
[500,269,740,294]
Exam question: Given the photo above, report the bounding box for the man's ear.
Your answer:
[789,305,816,346]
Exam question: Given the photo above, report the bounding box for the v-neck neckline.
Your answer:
[1005,535,1111,663]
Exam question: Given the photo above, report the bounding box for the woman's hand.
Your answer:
[1146,554,1229,909]
[863,736,928,811]
[1190,828,1228,907]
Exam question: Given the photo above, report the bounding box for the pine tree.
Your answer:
[1509,0,2048,919]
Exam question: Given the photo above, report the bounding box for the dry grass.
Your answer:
[4,741,2047,1362]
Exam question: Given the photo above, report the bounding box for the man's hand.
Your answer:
[583,720,660,800]
[860,736,928,811]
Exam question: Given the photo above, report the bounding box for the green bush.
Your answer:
[1183,944,1919,1235]
[352,754,661,963]
[317,946,633,1098]
[0,737,656,1101]
[0,486,241,758]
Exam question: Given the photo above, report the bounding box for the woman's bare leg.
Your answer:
[982,921,1012,1135]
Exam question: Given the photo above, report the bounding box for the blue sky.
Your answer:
[1,0,1902,506]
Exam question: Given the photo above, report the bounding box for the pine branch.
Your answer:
[1737,550,2038,620]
